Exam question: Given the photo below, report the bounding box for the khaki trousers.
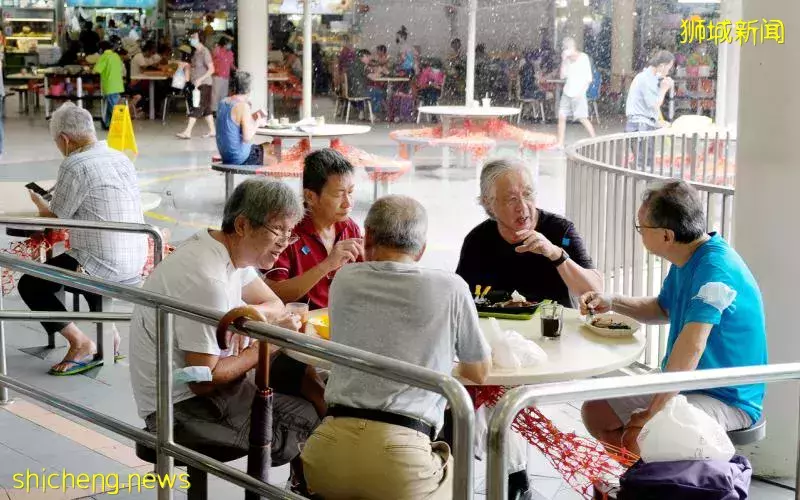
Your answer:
[301,416,453,500]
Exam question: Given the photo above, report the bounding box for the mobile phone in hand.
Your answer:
[25,182,52,201]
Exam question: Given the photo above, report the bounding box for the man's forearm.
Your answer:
[557,261,603,297]
[189,347,259,395]
[646,325,709,414]
[267,261,332,304]
[610,295,669,324]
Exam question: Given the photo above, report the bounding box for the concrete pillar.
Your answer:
[237,0,268,112]
[465,0,477,104]
[714,0,741,130]
[611,0,635,92]
[734,1,800,479]
[302,0,312,119]
[563,0,586,50]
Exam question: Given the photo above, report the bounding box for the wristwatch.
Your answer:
[551,248,570,267]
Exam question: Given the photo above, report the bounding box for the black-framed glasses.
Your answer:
[634,223,662,234]
[265,225,300,245]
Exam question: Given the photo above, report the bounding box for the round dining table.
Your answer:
[286,308,646,385]
[255,124,371,160]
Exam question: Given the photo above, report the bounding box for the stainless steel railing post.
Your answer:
[0,265,10,406]
[156,307,174,500]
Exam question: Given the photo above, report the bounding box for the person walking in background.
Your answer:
[93,40,126,130]
[0,51,4,160]
[212,36,236,110]
[554,37,595,149]
[177,30,216,139]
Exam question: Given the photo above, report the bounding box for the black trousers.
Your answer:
[18,253,104,336]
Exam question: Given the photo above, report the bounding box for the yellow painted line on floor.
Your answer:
[144,211,219,230]
[138,169,212,187]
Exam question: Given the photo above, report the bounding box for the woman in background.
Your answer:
[212,36,235,110]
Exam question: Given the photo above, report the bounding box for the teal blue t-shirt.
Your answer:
[658,233,767,425]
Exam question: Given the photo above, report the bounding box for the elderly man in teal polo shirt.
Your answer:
[580,180,767,454]
[93,40,125,130]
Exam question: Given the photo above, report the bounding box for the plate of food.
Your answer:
[475,288,539,320]
[583,312,640,338]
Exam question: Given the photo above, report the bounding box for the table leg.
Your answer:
[149,80,156,121]
[77,77,83,109]
[225,172,234,200]
[272,138,283,161]
[441,117,451,170]
[44,75,50,118]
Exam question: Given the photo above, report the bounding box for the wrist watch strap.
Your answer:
[552,248,569,267]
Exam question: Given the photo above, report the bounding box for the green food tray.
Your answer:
[478,311,535,320]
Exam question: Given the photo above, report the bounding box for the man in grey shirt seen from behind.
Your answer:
[625,50,674,170]
[301,195,492,500]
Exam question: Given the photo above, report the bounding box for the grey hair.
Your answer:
[364,195,427,255]
[562,36,576,50]
[221,178,303,233]
[641,180,705,243]
[478,158,536,218]
[49,103,97,142]
[231,70,252,95]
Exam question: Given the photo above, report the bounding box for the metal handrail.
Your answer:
[486,364,800,499]
[0,253,475,500]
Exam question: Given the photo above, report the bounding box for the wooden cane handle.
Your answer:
[216,306,267,350]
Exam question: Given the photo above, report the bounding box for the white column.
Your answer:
[464,0,477,104]
[734,1,800,478]
[238,0,268,112]
[302,0,312,119]
[714,0,741,129]
[563,0,586,50]
[611,0,635,93]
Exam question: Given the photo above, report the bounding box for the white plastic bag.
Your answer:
[171,67,187,90]
[483,318,548,369]
[191,88,201,108]
[637,395,735,463]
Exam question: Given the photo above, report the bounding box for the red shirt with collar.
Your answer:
[269,213,362,310]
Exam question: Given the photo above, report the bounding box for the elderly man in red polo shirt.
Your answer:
[267,148,364,310]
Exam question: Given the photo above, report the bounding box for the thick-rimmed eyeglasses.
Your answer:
[634,223,661,234]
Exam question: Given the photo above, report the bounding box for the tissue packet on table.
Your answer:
[484,317,548,369]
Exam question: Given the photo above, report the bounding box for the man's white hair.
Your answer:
[562,37,576,50]
[49,103,97,141]
[478,157,536,218]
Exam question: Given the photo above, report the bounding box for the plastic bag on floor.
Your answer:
[638,395,735,463]
[484,318,548,369]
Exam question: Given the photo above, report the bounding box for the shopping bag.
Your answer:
[107,103,138,158]
[637,395,735,463]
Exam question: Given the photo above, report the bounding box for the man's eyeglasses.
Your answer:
[634,223,662,234]
[500,190,536,208]
[265,225,299,245]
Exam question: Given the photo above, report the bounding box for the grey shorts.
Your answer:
[607,393,753,432]
[559,94,589,120]
[145,370,319,466]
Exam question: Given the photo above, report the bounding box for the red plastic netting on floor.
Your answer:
[469,385,638,499]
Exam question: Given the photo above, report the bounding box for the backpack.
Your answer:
[617,455,752,500]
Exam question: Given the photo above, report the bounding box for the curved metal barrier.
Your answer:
[0,253,476,499]
[486,363,800,499]
[565,130,736,366]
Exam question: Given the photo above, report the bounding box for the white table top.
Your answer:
[268,75,291,82]
[6,73,45,80]
[134,74,170,80]
[256,124,371,138]
[286,308,646,386]
[418,106,521,118]
[0,180,56,216]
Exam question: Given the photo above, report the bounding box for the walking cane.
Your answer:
[217,306,271,500]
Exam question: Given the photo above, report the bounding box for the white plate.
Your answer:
[583,312,640,338]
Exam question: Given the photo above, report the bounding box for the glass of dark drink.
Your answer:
[540,303,563,339]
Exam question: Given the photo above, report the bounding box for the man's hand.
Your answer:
[660,76,674,92]
[514,230,560,260]
[579,291,613,315]
[274,312,302,332]
[227,333,253,356]
[28,189,50,213]
[323,238,364,273]
[622,408,652,453]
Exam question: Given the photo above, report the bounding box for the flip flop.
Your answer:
[48,355,103,376]
[114,352,126,362]
[176,132,191,140]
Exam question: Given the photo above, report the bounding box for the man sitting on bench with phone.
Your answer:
[215,70,273,166]
[20,103,148,376]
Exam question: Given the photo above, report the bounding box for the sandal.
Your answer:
[49,354,103,376]
[176,132,191,140]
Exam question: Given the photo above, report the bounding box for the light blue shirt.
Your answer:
[625,68,661,125]
[658,233,767,424]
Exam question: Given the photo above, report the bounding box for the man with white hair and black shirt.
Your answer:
[22,102,147,376]
[302,195,491,500]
